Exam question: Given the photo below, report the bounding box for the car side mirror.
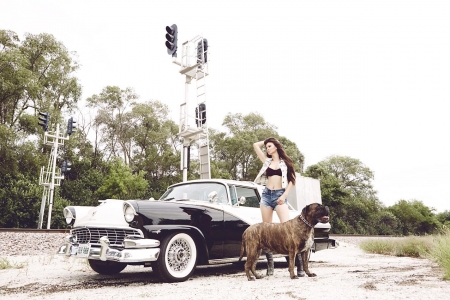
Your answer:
[208,191,218,203]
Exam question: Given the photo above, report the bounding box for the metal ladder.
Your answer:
[195,41,210,180]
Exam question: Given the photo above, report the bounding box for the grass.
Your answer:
[0,257,27,270]
[360,228,450,280]
[429,229,450,280]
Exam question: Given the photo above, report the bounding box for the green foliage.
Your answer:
[95,159,148,200]
[389,200,440,235]
[305,156,383,234]
[436,210,450,227]
[210,112,304,181]
[373,210,399,235]
[0,30,81,129]
[429,228,450,280]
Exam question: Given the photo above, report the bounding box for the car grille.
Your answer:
[72,227,141,246]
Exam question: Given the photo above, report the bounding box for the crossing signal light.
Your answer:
[61,160,72,174]
[165,24,178,57]
[197,39,208,64]
[67,117,77,136]
[195,103,206,127]
[38,112,50,131]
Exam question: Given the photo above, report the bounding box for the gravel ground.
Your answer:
[1,233,450,300]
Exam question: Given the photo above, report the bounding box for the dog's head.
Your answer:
[301,203,330,225]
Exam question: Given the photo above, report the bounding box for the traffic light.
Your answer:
[195,103,206,127]
[197,39,208,64]
[165,24,178,57]
[38,112,50,131]
[61,160,71,174]
[67,117,77,136]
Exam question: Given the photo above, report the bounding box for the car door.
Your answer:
[222,185,262,258]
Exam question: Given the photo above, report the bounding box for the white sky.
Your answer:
[3,0,449,212]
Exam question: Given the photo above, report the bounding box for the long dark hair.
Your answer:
[264,137,296,185]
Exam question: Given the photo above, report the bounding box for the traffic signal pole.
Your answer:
[165,25,211,182]
[46,124,60,229]
[38,122,70,229]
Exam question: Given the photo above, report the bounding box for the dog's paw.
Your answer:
[248,276,256,281]
[290,275,300,279]
[307,273,317,277]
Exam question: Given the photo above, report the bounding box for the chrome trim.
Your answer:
[58,235,161,263]
[70,227,143,246]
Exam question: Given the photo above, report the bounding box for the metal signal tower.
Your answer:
[38,118,76,229]
[166,25,211,182]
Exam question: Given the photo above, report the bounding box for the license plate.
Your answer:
[77,244,91,258]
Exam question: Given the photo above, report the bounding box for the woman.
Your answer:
[253,137,296,275]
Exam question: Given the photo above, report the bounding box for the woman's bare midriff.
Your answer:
[266,175,282,190]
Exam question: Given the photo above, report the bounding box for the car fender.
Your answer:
[142,225,209,264]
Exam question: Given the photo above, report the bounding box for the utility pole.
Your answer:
[165,24,211,182]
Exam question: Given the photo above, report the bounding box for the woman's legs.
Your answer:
[275,203,290,223]
[260,205,274,275]
[260,205,274,223]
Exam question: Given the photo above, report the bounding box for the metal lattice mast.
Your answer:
[38,123,70,229]
[172,33,210,182]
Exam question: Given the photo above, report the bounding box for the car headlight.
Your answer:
[63,207,76,226]
[123,202,137,223]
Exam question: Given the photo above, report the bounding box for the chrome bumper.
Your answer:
[58,235,161,263]
[313,238,339,252]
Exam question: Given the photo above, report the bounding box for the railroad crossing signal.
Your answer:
[165,24,178,57]
[195,103,206,127]
[61,160,71,174]
[38,112,50,131]
[67,117,77,136]
[197,39,208,64]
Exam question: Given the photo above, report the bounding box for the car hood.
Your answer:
[74,199,129,228]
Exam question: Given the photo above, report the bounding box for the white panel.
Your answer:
[289,173,322,211]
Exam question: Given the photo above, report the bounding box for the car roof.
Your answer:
[168,179,259,189]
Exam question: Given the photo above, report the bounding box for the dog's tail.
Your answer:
[238,232,246,261]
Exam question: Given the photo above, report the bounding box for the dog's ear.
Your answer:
[302,204,309,215]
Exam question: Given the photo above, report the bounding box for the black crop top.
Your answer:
[266,167,282,177]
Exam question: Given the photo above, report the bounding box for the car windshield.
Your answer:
[160,182,228,204]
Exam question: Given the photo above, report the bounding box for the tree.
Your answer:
[305,156,382,234]
[86,86,138,164]
[128,100,182,197]
[389,200,440,235]
[209,112,304,181]
[0,30,80,228]
[315,156,376,198]
[0,30,81,130]
[96,159,148,200]
[436,210,450,228]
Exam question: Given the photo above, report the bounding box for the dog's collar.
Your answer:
[299,214,313,228]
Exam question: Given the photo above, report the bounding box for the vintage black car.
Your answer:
[58,179,336,282]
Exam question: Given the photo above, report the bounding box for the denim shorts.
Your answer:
[260,187,287,210]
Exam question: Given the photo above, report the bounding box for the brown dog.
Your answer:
[239,203,330,280]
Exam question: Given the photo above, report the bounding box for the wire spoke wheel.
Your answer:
[153,232,197,282]
[167,238,192,272]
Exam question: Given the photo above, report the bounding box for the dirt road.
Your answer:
[1,240,449,300]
